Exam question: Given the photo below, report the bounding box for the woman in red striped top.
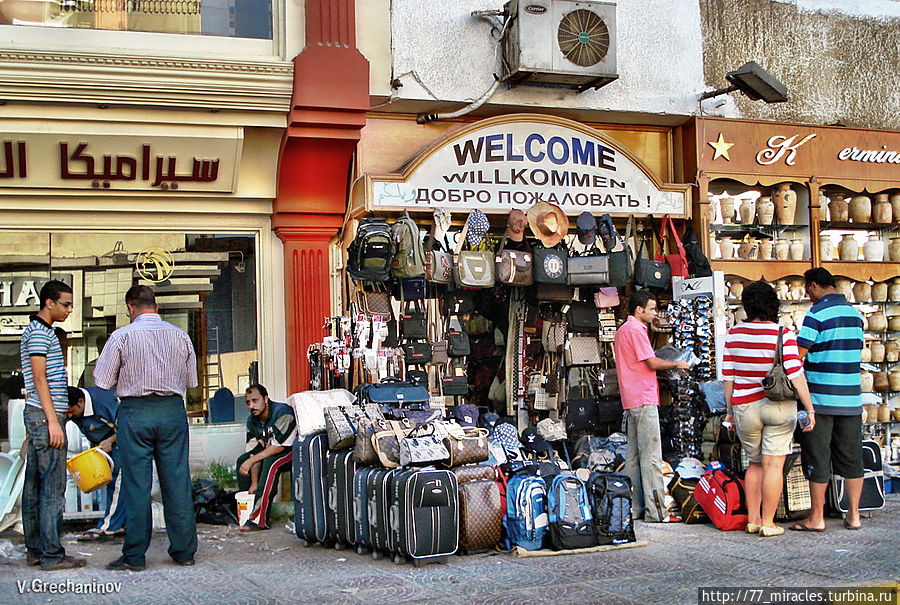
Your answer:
[722,281,815,537]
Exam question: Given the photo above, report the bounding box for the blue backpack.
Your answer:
[503,474,548,551]
[547,472,596,550]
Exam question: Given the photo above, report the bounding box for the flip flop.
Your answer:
[788,523,825,533]
[77,530,111,542]
[843,519,861,530]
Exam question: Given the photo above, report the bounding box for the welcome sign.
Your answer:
[365,115,689,217]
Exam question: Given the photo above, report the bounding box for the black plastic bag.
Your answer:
[191,479,238,525]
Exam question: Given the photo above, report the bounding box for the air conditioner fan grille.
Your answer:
[557,9,610,67]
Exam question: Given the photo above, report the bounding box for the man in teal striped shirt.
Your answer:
[791,269,864,532]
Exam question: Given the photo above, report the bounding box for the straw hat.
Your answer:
[527,202,569,247]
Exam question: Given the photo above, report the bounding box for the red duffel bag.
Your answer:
[694,466,748,531]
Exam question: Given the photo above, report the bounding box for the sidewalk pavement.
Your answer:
[0,495,897,605]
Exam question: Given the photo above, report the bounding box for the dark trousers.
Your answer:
[236,449,292,528]
[118,396,196,566]
[22,406,68,565]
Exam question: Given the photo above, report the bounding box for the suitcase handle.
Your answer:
[294,477,303,501]
[328,485,337,511]
[390,503,399,530]
[368,498,377,526]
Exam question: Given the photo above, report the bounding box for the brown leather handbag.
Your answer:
[452,464,503,553]
[442,426,490,468]
[369,418,413,468]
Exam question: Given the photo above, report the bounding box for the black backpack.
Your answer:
[682,223,712,278]
[589,471,636,545]
[347,217,395,283]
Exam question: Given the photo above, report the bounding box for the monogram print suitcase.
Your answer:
[453,465,503,553]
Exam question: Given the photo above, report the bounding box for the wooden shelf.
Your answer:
[710,260,811,281]
[822,262,900,283]
[821,221,900,232]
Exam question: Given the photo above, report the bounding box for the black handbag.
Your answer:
[603,214,633,288]
[444,291,475,316]
[682,223,712,278]
[566,302,600,333]
[566,236,609,286]
[633,228,671,290]
[402,341,432,366]
[400,302,428,340]
[532,243,568,284]
[399,276,427,301]
[447,327,471,357]
[442,361,469,396]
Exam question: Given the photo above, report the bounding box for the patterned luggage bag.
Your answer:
[452,465,503,553]
[776,450,811,521]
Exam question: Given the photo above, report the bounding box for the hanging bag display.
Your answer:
[356,288,392,317]
[565,335,603,366]
[495,233,534,286]
[566,302,600,333]
[447,318,471,357]
[399,300,428,340]
[442,360,469,396]
[633,219,671,290]
[453,215,495,288]
[566,237,610,286]
[659,214,690,280]
[682,222,712,278]
[532,242,568,284]
[402,341,432,366]
[604,214,634,288]
[541,319,567,352]
[761,327,797,401]
[424,230,453,284]
[593,287,620,309]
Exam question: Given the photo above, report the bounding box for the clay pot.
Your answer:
[759,238,773,260]
[850,195,872,223]
[774,239,790,260]
[730,281,744,300]
[720,196,735,224]
[756,196,775,225]
[792,309,806,327]
[719,237,734,259]
[818,191,828,221]
[891,192,900,224]
[887,237,900,262]
[871,341,886,363]
[862,315,869,331]
[889,371,900,392]
[863,404,878,422]
[889,316,900,332]
[861,343,872,363]
[873,281,888,302]
[820,237,834,261]
[852,281,871,303]
[860,371,874,393]
[887,339,900,363]
[829,194,849,222]
[789,238,804,260]
[863,234,884,262]
[878,404,891,423]
[773,184,797,225]
[836,278,853,300]
[868,312,888,332]
[839,234,859,261]
[739,198,755,225]
[873,371,890,393]
[890,278,900,302]
[874,193,893,224]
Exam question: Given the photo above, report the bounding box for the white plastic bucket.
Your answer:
[235,491,254,526]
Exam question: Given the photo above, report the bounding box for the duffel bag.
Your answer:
[694,466,748,531]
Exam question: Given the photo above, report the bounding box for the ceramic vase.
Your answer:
[870,341,885,363]
[887,339,900,363]
[707,194,717,223]
[863,235,884,261]
[709,234,719,258]
[874,193,893,224]
[759,238,773,260]
[773,183,797,224]
[839,234,859,261]
[792,310,806,327]
[889,278,900,302]
[860,371,874,393]
[789,278,806,301]
[853,281,871,303]
[874,371,890,393]
[878,404,891,423]
[789,238,804,260]
[739,198,755,225]
[850,195,872,223]
[873,281,888,302]
[890,371,900,392]
[829,194,849,222]
[868,312,888,332]
[775,279,789,300]
[818,191,828,220]
[774,239,790,260]
[891,192,900,224]
[820,237,834,261]
[888,237,900,262]
[889,316,900,332]
[861,343,872,364]
[756,196,775,225]
[836,278,853,300]
[719,237,734,259]
[720,196,735,224]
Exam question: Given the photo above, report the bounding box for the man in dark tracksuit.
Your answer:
[67,386,127,541]
[237,384,296,531]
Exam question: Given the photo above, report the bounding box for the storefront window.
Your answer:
[0,0,272,39]
[0,230,258,445]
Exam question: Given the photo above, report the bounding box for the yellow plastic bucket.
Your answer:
[66,447,114,493]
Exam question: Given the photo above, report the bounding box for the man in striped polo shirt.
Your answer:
[792,268,865,532]
[20,279,86,570]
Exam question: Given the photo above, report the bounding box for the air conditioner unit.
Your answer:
[502,0,618,91]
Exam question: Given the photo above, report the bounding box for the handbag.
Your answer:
[371,418,414,468]
[399,276,427,301]
[324,404,384,451]
[532,243,568,284]
[659,215,690,280]
[402,341,432,366]
[605,214,634,288]
[594,287,620,308]
[444,291,475,316]
[442,426,490,467]
[536,283,576,301]
[633,226,671,290]
[425,233,453,284]
[399,424,450,467]
[761,327,797,401]
[541,319,567,352]
[682,222,712,278]
[356,289,392,316]
[597,356,619,398]
[353,416,383,464]
[400,301,428,340]
[431,340,449,364]
[442,361,469,396]
[447,324,471,357]
[495,235,534,286]
[453,219,495,288]
[566,238,610,286]
[565,335,603,366]
[566,302,600,333]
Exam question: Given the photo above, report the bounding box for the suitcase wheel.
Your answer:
[356,545,368,556]
[298,539,310,548]
[334,543,346,551]
[412,558,423,568]
[371,551,383,561]
[392,554,405,565]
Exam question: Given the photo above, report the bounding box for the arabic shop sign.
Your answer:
[0,124,242,192]
[369,115,689,216]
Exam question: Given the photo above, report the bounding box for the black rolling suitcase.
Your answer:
[353,467,378,554]
[366,468,400,560]
[327,450,358,549]
[389,468,459,566]
[292,432,332,545]
[828,439,885,515]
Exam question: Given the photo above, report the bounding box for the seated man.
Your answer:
[66,386,127,541]
[237,384,296,531]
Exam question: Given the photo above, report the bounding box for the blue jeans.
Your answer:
[22,405,69,565]
[117,396,196,566]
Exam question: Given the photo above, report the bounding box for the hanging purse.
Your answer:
[761,327,797,401]
[532,355,553,411]
[442,361,469,396]
[401,341,432,366]
[532,242,568,284]
[660,214,690,280]
[453,218,495,288]
[536,283,576,301]
[429,303,449,364]
[444,291,475,316]
[356,288,392,316]
[495,234,534,286]
[447,319,471,357]
[597,356,620,397]
[605,214,634,288]
[565,335,603,366]
[594,287,621,308]
[633,220,671,290]
[399,276,427,301]
[566,238,610,286]
[566,302,600,333]
[424,232,453,284]
[683,222,712,278]
[441,426,490,468]
[541,319,567,352]
[371,418,414,468]
[400,300,428,340]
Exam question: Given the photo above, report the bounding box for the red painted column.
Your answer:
[274,0,369,394]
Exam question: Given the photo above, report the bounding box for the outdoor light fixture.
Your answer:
[699,61,788,104]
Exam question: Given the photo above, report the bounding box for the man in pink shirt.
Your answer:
[614,290,689,522]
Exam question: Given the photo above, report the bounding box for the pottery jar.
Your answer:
[888,237,900,262]
[774,239,790,260]
[850,195,872,223]
[889,370,900,392]
[836,278,853,300]
[860,371,874,393]
[874,371,890,393]
[719,237,734,259]
[874,193,892,224]
[860,343,872,363]
[889,278,900,302]
[789,238,804,260]
[820,237,834,261]
[759,238,773,260]
[891,192,900,224]
[878,404,891,423]
[737,238,751,259]
[887,339,900,363]
[889,316,900,332]
[863,404,878,422]
[873,281,888,302]
[707,193,717,223]
[863,234,885,262]
[775,279,789,300]
[756,196,775,225]
[852,281,871,303]
[730,280,745,300]
[739,198,755,225]
[829,193,849,222]
[839,234,859,261]
[869,340,884,363]
[868,311,888,332]
[773,183,797,225]
[788,278,806,301]
[720,196,735,224]
[818,191,828,221]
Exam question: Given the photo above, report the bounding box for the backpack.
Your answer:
[589,471,636,545]
[694,466,748,531]
[572,435,625,473]
[347,217,395,283]
[390,212,426,279]
[547,472,596,550]
[682,223,712,278]
[503,474,548,551]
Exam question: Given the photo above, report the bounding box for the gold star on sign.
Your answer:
[708,133,734,161]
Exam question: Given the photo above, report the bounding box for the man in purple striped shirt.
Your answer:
[94,285,198,571]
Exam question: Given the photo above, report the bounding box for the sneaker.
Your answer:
[41,556,87,571]
[106,557,146,572]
